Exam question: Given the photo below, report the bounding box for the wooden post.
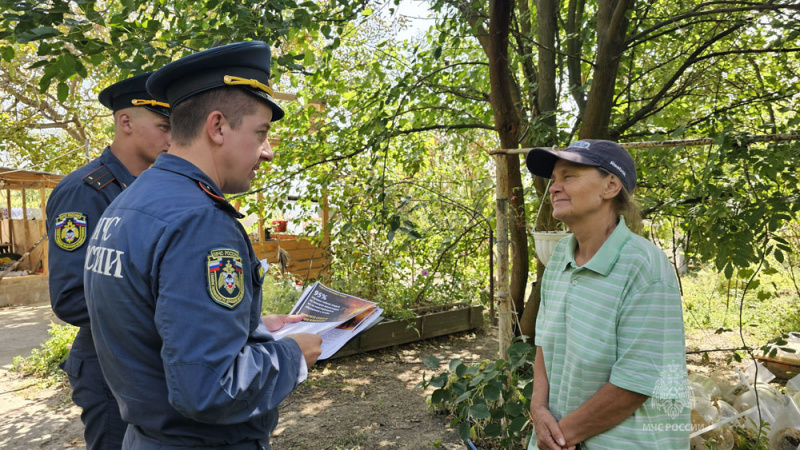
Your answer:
[40,187,48,275]
[257,191,265,243]
[21,189,27,220]
[21,188,30,268]
[494,154,514,358]
[5,189,13,252]
[320,187,330,279]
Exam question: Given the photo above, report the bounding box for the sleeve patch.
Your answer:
[207,249,244,309]
[54,212,88,251]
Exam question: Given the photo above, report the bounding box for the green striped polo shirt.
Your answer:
[528,217,690,449]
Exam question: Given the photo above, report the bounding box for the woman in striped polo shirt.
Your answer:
[525,140,690,450]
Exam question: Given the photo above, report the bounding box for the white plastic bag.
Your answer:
[787,373,800,395]
[689,373,722,399]
[743,360,776,384]
[733,384,783,430]
[767,395,800,450]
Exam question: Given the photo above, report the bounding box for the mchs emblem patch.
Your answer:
[207,249,245,309]
[54,212,87,251]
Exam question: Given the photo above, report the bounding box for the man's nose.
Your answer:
[262,140,273,162]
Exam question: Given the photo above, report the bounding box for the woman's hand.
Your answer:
[532,405,574,450]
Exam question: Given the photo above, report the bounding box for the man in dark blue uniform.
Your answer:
[47,72,172,449]
[84,41,322,449]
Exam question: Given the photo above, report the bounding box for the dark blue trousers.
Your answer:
[62,328,126,450]
[122,426,269,449]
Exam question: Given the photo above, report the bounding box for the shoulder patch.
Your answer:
[258,264,266,283]
[54,212,88,251]
[82,165,115,191]
[207,249,245,309]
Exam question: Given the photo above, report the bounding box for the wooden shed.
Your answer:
[0,167,63,307]
[0,167,64,273]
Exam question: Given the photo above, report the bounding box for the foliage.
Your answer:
[0,0,370,174]
[0,42,112,173]
[261,265,303,315]
[242,20,497,314]
[640,137,800,281]
[0,0,372,90]
[11,322,77,386]
[417,339,535,448]
[681,264,800,347]
[732,421,771,450]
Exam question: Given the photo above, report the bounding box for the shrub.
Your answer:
[11,322,77,386]
[417,339,535,448]
[261,265,303,315]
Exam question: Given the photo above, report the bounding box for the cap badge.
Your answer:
[571,141,591,148]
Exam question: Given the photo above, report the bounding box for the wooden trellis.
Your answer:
[491,132,800,356]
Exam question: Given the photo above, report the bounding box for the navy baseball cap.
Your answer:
[98,72,170,117]
[525,139,637,192]
[146,41,285,121]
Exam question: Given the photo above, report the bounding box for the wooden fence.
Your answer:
[251,235,329,281]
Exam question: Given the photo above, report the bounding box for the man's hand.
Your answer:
[532,405,573,450]
[286,333,322,367]
[261,314,305,332]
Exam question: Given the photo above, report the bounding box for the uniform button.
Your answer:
[571,280,577,285]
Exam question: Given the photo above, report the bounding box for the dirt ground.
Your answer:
[0,302,782,450]
[0,302,500,450]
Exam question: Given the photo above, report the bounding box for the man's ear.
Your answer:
[116,111,134,135]
[205,111,226,145]
[603,174,623,199]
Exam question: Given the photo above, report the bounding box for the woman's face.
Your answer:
[548,160,614,225]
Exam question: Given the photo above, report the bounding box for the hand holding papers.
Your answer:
[270,281,384,360]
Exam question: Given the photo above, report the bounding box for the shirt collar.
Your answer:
[555,216,632,276]
[151,154,244,218]
[99,146,135,189]
[152,153,220,192]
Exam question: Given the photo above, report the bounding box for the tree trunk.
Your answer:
[452,0,529,335]
[518,0,558,338]
[488,0,523,355]
[580,0,634,139]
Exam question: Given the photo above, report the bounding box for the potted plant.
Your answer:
[532,230,571,266]
[271,219,288,233]
[531,180,571,266]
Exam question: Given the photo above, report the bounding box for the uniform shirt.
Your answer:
[530,217,690,449]
[85,154,304,447]
[47,147,135,328]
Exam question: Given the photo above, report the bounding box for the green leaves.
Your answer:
[0,0,371,90]
[417,338,534,447]
[56,81,69,102]
[0,46,14,61]
[423,355,441,368]
[15,26,61,44]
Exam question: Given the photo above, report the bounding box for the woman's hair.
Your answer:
[597,167,643,234]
